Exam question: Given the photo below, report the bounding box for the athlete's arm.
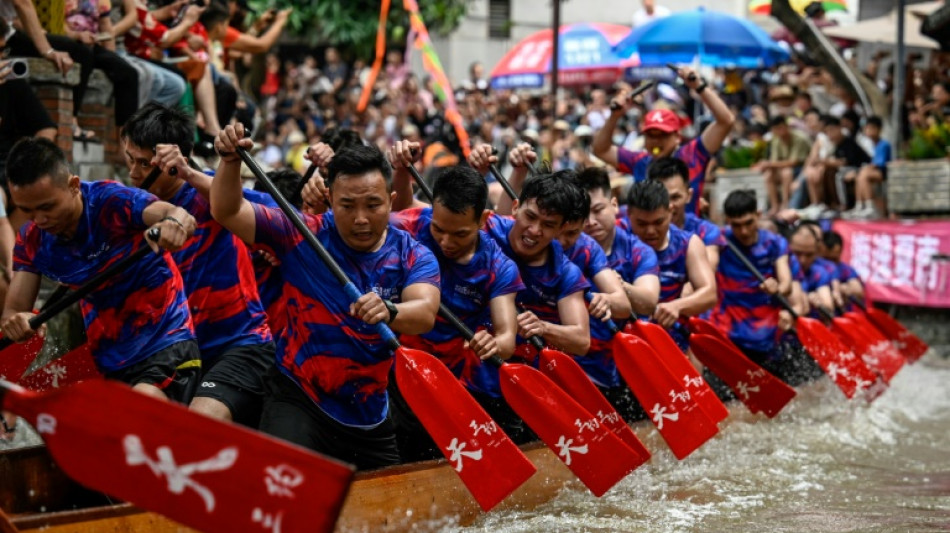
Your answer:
[591,268,631,320]
[350,282,440,335]
[592,92,628,167]
[153,143,212,199]
[1,270,41,341]
[844,278,864,301]
[775,254,792,296]
[482,292,518,360]
[623,274,660,316]
[694,76,735,155]
[517,291,590,356]
[809,285,835,313]
[705,244,720,272]
[654,235,716,327]
[210,124,258,244]
[387,140,428,211]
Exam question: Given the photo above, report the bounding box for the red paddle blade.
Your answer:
[689,334,796,418]
[0,335,45,383]
[536,348,651,463]
[844,311,906,379]
[796,317,879,399]
[834,315,904,383]
[626,321,729,424]
[863,307,929,363]
[394,347,536,510]
[498,363,642,496]
[612,333,718,460]
[1,379,354,533]
[18,343,99,391]
[688,316,732,345]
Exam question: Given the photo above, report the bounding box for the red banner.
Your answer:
[834,220,950,308]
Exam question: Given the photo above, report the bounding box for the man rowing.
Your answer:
[212,125,440,469]
[122,102,275,426]
[593,65,735,215]
[2,138,199,404]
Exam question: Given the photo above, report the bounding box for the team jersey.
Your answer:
[606,226,659,284]
[169,183,271,359]
[711,229,789,353]
[801,256,836,293]
[789,253,804,282]
[836,260,861,283]
[392,207,525,397]
[657,225,693,304]
[615,138,711,215]
[253,206,440,427]
[244,189,291,336]
[682,213,726,247]
[13,181,194,372]
[484,214,590,360]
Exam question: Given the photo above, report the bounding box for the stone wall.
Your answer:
[887,159,950,215]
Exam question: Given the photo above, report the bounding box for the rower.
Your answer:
[1,138,200,404]
[647,157,725,270]
[797,220,847,310]
[788,224,836,315]
[625,180,716,352]
[211,125,441,470]
[388,153,529,457]
[122,103,275,427]
[822,230,865,304]
[592,65,734,215]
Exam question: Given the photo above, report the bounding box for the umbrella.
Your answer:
[822,8,940,49]
[490,23,635,90]
[613,7,790,69]
[749,0,848,16]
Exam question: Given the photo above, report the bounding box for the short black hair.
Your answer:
[432,166,488,221]
[255,168,303,209]
[5,138,70,187]
[325,144,392,191]
[519,169,588,224]
[723,189,758,218]
[626,179,669,212]
[821,115,841,127]
[575,166,611,198]
[321,128,363,153]
[769,115,789,129]
[823,230,843,250]
[199,1,230,29]
[865,116,883,129]
[122,101,195,157]
[646,157,688,187]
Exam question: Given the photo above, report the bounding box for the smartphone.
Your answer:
[0,58,28,80]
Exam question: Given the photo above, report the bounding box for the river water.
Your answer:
[449,353,950,533]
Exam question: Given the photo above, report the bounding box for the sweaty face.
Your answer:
[643,130,679,158]
[726,212,759,247]
[629,206,671,251]
[124,140,178,200]
[329,171,394,253]
[790,232,819,272]
[659,176,690,228]
[430,202,483,262]
[510,198,564,262]
[584,188,617,247]
[557,219,584,251]
[11,175,82,237]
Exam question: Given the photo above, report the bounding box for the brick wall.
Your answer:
[887,159,950,215]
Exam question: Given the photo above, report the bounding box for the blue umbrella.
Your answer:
[613,7,790,68]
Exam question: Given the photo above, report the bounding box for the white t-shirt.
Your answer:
[632,5,670,28]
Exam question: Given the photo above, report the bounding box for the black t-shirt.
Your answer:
[834,136,871,168]
[0,79,57,173]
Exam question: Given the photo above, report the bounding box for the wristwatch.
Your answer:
[695,81,708,94]
[384,299,399,324]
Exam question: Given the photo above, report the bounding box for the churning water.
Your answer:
[451,353,950,533]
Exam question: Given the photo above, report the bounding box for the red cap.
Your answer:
[642,109,681,134]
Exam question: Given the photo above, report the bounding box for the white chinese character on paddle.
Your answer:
[251,507,283,533]
[826,362,849,382]
[683,375,704,388]
[650,403,679,429]
[735,380,760,400]
[555,435,589,465]
[469,419,498,437]
[445,438,482,472]
[596,410,620,426]
[44,363,67,388]
[264,464,304,499]
[124,434,237,512]
[574,417,600,433]
[669,389,691,404]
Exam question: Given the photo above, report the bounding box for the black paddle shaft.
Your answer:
[139,163,178,192]
[0,228,160,351]
[724,239,799,319]
[489,164,519,202]
[437,303,505,367]
[609,81,657,111]
[405,164,434,203]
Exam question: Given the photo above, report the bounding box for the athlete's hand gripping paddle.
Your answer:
[237,147,538,511]
[849,296,928,363]
[687,317,796,418]
[438,303,646,496]
[724,240,878,399]
[609,80,657,112]
[0,378,354,533]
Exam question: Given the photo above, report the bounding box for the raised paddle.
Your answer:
[437,303,648,495]
[850,297,928,363]
[723,240,878,399]
[609,80,658,112]
[0,285,75,383]
[687,317,797,418]
[237,147,538,511]
[0,378,354,533]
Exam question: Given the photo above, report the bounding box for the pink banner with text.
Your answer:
[834,220,950,308]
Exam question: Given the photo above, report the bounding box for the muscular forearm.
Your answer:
[540,321,590,356]
[624,278,659,316]
[390,299,437,335]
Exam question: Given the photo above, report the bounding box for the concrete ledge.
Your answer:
[18,57,81,86]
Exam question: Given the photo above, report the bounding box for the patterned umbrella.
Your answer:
[749,0,848,16]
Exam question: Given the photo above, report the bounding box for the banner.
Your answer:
[834,219,950,308]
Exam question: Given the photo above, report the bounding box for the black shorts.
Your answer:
[105,340,201,405]
[195,342,276,428]
[259,368,399,471]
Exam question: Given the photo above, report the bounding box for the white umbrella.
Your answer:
[822,8,939,48]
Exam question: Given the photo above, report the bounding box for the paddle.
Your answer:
[0,378,354,533]
[237,147,541,511]
[817,306,904,384]
[17,343,97,391]
[437,303,647,494]
[609,80,658,112]
[723,240,878,399]
[842,310,907,376]
[850,297,928,363]
[599,315,718,460]
[687,317,797,418]
[0,284,74,382]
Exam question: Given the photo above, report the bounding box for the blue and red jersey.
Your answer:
[169,183,271,359]
[253,207,440,427]
[801,256,836,293]
[682,213,726,247]
[13,181,194,372]
[607,226,659,284]
[657,225,693,304]
[789,253,804,282]
[244,189,290,336]
[391,207,525,397]
[711,229,789,353]
[836,260,860,283]
[616,138,711,215]
[484,214,589,358]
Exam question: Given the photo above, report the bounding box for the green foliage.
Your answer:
[721,141,768,169]
[250,0,470,58]
[907,119,950,160]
